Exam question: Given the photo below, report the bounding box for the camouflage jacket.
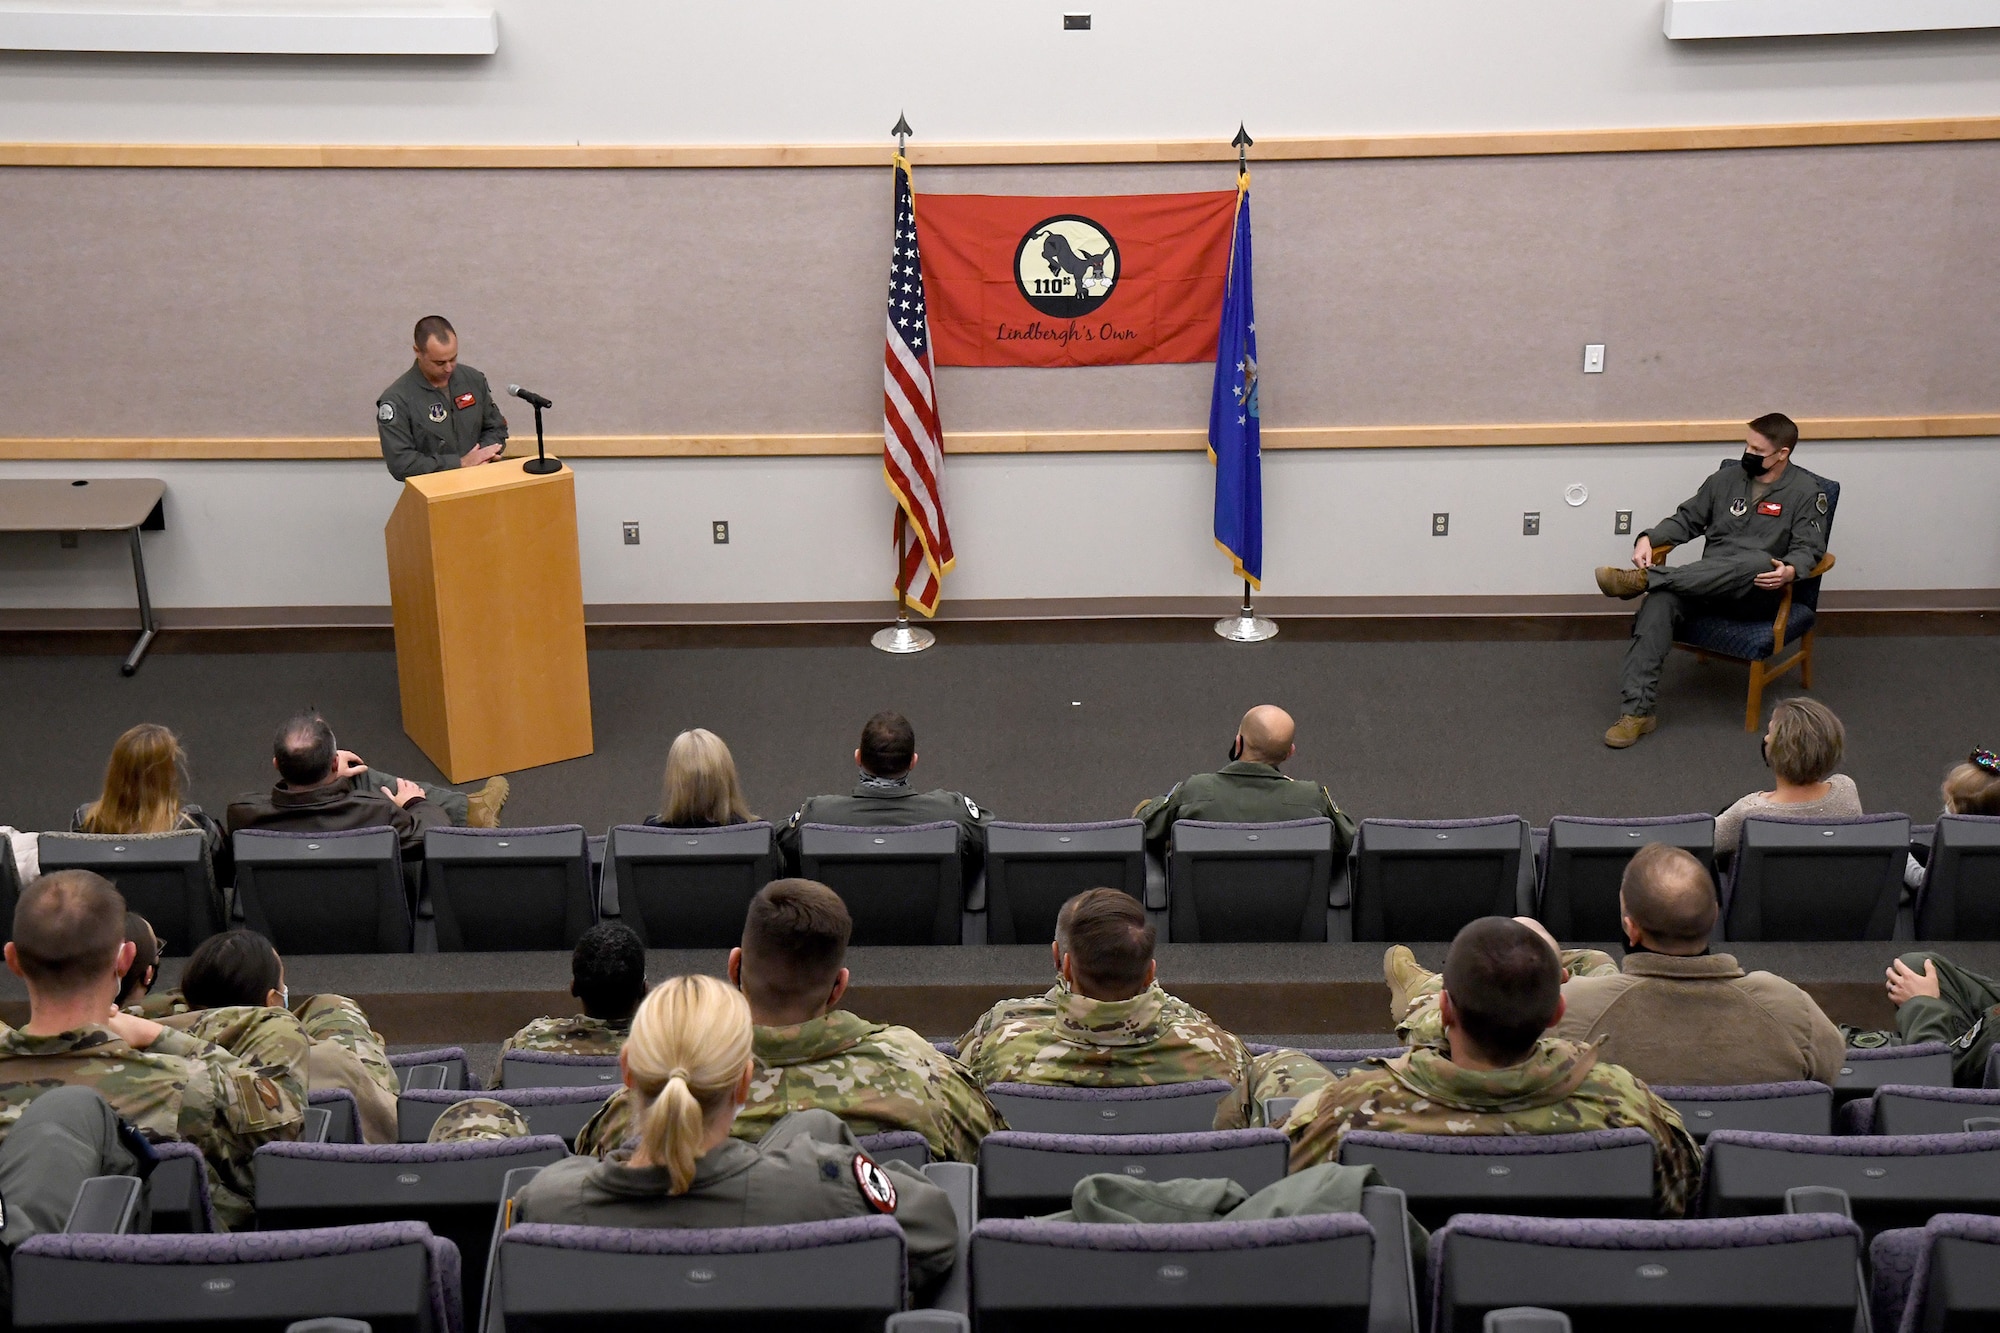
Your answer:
[1285,1037,1701,1218]
[1232,1048,1338,1128]
[575,1010,1001,1163]
[956,982,1260,1127]
[161,992,399,1143]
[494,1014,630,1088]
[1398,950,1620,1048]
[0,1022,304,1229]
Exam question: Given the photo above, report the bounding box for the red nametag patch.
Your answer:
[853,1153,898,1214]
[1756,501,1783,517]
[455,393,477,410]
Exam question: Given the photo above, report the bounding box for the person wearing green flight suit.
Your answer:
[374,315,510,482]
[1135,704,1356,860]
[778,711,993,887]
[1595,412,1832,749]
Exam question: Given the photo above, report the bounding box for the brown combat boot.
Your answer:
[466,776,511,828]
[1383,945,1429,1023]
[1594,566,1648,599]
[1603,714,1658,749]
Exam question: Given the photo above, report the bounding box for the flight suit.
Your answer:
[778,776,991,883]
[1619,462,1832,717]
[1137,760,1356,859]
[375,360,509,481]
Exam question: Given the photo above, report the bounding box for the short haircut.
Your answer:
[12,870,127,990]
[739,879,851,1011]
[1768,697,1844,785]
[1748,412,1799,452]
[859,711,915,777]
[413,315,456,350]
[572,922,648,1021]
[1441,916,1562,1064]
[274,712,336,787]
[117,912,160,1008]
[1054,888,1155,998]
[1619,843,1718,949]
[181,929,282,1010]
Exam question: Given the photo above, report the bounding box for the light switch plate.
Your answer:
[1523,512,1541,536]
[621,522,639,545]
[1583,343,1606,373]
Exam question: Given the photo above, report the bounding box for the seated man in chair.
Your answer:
[1593,412,1830,748]
[1135,705,1355,860]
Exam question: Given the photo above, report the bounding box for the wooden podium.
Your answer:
[384,460,593,783]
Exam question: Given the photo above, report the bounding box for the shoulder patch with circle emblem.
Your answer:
[427,403,448,424]
[853,1153,898,1214]
[1816,492,1828,514]
[377,402,395,421]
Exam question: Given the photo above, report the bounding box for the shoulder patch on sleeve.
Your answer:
[962,796,983,819]
[377,402,395,421]
[1815,492,1828,514]
[853,1152,898,1213]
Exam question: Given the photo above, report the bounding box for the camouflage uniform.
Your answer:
[493,1014,629,1088]
[1396,950,1620,1048]
[1235,1048,1338,1128]
[429,1098,531,1143]
[574,1010,1001,1163]
[1285,1038,1701,1218]
[0,1023,304,1229]
[956,981,1263,1129]
[163,993,401,1144]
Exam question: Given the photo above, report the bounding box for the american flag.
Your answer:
[882,152,953,616]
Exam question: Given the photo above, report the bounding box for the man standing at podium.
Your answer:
[375,315,509,481]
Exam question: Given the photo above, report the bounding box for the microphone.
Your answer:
[508,384,553,410]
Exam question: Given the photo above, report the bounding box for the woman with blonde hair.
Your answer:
[645,728,755,828]
[1716,698,1862,855]
[74,723,228,876]
[1905,747,2000,892]
[511,974,958,1296]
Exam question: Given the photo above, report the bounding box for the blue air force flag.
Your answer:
[1207,174,1261,586]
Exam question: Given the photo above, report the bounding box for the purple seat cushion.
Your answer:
[1841,1042,1953,1063]
[983,1129,1286,1155]
[987,820,1142,833]
[1653,1082,1829,1101]
[1172,817,1333,832]
[1343,1127,1651,1156]
[1243,1044,1401,1064]
[427,825,583,838]
[974,1212,1371,1252]
[506,1215,900,1255]
[256,1135,568,1164]
[1880,1213,2000,1333]
[1364,817,1523,831]
[501,1050,619,1067]
[1870,1227,1927,1333]
[984,1080,1232,1102]
[857,1131,927,1152]
[801,821,959,835]
[1704,1129,2000,1156]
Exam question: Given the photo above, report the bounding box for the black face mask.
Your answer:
[1760,737,1771,768]
[1740,449,1781,477]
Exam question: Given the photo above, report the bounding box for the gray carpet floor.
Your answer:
[3,632,1994,836]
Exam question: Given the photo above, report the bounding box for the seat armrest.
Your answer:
[1784,1185,1853,1219]
[1513,825,1538,917]
[1263,1097,1300,1128]
[964,868,986,914]
[1328,854,1352,909]
[1361,1184,1419,1333]
[1808,551,1835,579]
[1648,542,1675,566]
[888,1315,970,1333]
[598,848,620,917]
[64,1175,142,1235]
[1482,1312,1572,1333]
[1144,852,1167,910]
[920,1160,976,1316]
[480,1165,547,1333]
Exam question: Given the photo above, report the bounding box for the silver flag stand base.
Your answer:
[1214,580,1278,642]
[871,614,936,654]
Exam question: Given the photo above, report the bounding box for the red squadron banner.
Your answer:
[916,190,1237,367]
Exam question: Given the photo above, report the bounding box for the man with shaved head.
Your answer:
[1552,842,1843,1085]
[1136,705,1354,858]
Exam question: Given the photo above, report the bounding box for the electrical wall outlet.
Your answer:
[1431,512,1449,537]
[1063,12,1091,28]
[712,521,730,544]
[1583,343,1606,373]
[1615,510,1633,535]
[622,522,640,545]
[1523,511,1541,536]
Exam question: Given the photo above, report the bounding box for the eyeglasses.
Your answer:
[1973,749,2000,776]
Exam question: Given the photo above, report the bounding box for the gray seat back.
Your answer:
[37,830,222,953]
[498,1051,622,1090]
[1872,1086,2000,1137]
[425,826,594,951]
[1538,815,1715,941]
[234,827,411,954]
[1833,1043,1953,1106]
[984,820,1144,945]
[1916,814,2000,940]
[1724,814,1909,941]
[981,1081,1234,1136]
[798,822,962,945]
[604,822,778,947]
[976,1129,1289,1219]
[1702,1129,2000,1233]
[1338,1129,1656,1231]
[1352,817,1531,942]
[1655,1083,1834,1141]
[1166,819,1334,943]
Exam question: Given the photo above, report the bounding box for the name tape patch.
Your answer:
[455,392,477,410]
[1756,500,1783,517]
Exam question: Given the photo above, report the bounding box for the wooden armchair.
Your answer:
[1650,473,1839,731]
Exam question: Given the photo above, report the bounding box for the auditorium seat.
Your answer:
[1535,815,1715,942]
[1164,818,1338,943]
[1337,1128,1657,1231]
[1842,1085,2000,1136]
[797,822,965,945]
[1702,1128,2000,1231]
[1914,813,2000,940]
[1720,813,1909,942]
[1832,1042,1952,1106]
[1428,1212,1864,1333]
[1869,1212,2000,1333]
[491,1215,906,1332]
[856,1129,931,1168]
[144,1141,216,1233]
[255,1135,568,1318]
[1654,1082,1834,1141]
[601,821,780,947]
[235,826,413,954]
[976,1129,1289,1219]
[970,1205,1399,1333]
[981,1080,1234,1135]
[393,1047,476,1092]
[983,819,1145,945]
[497,1049,622,1090]
[1660,467,1839,733]
[1350,817,1535,942]
[424,825,595,951]
[11,1221,461,1332]
[36,829,223,953]
[398,1087,611,1146]
[310,1087,363,1144]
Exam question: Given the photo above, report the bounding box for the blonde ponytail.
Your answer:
[625,975,753,1194]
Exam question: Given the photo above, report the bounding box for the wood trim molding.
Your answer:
[4,414,1997,461]
[5,115,2000,170]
